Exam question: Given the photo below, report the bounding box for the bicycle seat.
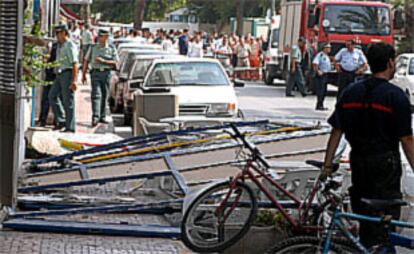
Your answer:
[305,160,340,172]
[361,198,408,210]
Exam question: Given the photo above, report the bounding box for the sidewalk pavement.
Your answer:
[74,82,114,134]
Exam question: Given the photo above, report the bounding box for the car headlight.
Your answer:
[207,103,236,116]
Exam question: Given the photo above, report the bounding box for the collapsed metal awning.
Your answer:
[4,121,334,238]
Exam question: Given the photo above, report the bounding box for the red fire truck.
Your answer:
[274,0,403,85]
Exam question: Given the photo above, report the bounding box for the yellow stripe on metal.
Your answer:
[78,126,311,164]
[58,139,85,151]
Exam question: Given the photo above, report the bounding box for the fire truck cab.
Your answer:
[276,0,402,87]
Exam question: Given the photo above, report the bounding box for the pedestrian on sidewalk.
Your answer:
[322,42,414,249]
[229,33,239,67]
[178,29,189,55]
[313,42,332,110]
[82,29,119,127]
[80,23,93,64]
[48,24,79,133]
[187,34,204,58]
[236,37,251,80]
[335,39,367,99]
[285,37,307,97]
[215,35,232,69]
[249,37,261,81]
[39,42,59,127]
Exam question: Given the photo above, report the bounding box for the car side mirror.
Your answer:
[397,69,407,76]
[233,80,245,87]
[129,81,142,89]
[307,14,316,28]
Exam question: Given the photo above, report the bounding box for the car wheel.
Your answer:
[264,70,274,86]
[237,109,245,119]
[124,112,132,126]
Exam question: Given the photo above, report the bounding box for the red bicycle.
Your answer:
[181,124,344,253]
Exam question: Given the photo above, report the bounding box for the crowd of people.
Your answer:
[114,27,266,81]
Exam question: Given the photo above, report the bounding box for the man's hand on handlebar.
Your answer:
[319,165,333,181]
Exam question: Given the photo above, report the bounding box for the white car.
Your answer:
[141,58,243,118]
[392,53,414,105]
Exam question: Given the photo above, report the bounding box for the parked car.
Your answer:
[139,58,243,121]
[122,54,184,125]
[118,43,162,55]
[109,49,172,113]
[392,54,414,106]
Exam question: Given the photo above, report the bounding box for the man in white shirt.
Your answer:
[236,38,251,79]
[215,35,232,69]
[188,34,204,58]
[70,22,81,48]
[335,39,367,98]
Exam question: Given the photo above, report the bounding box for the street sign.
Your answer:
[61,0,93,4]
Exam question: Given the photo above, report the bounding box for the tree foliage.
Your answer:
[89,0,187,24]
[23,0,58,89]
[86,0,277,26]
[188,0,276,24]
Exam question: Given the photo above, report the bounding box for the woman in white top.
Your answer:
[187,34,204,58]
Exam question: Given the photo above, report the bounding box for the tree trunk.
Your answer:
[134,0,146,30]
[80,4,91,24]
[406,0,414,52]
[236,0,245,37]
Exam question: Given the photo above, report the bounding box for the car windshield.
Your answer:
[146,62,229,87]
[131,59,153,79]
[410,58,414,75]
[120,51,166,76]
[323,5,390,35]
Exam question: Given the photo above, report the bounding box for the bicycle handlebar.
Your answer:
[229,124,271,169]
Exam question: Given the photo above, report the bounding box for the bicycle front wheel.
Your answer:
[181,181,257,253]
[265,236,351,254]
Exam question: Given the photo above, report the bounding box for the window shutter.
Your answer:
[0,0,19,94]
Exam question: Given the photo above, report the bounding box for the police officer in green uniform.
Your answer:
[82,29,119,127]
[285,37,308,97]
[49,24,79,132]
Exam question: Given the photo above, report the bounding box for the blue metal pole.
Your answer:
[31,87,36,127]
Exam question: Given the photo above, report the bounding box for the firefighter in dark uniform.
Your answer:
[82,29,119,127]
[322,43,414,249]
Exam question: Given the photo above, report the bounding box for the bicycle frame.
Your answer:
[323,207,414,254]
[215,157,336,233]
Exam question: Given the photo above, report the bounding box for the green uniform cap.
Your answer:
[98,29,110,36]
[54,24,68,33]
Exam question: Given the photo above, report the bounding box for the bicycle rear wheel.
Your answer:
[265,236,356,254]
[181,181,257,253]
